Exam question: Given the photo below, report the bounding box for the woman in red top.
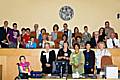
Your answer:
[23,28,31,44]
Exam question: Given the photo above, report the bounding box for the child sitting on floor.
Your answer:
[19,55,31,78]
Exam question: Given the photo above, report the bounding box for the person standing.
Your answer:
[7,23,20,48]
[19,28,26,48]
[51,24,59,41]
[57,41,72,74]
[104,21,114,39]
[95,42,111,74]
[82,26,91,46]
[61,23,72,48]
[98,27,106,42]
[0,21,11,48]
[83,41,95,74]
[91,31,99,48]
[70,43,85,75]
[40,43,56,74]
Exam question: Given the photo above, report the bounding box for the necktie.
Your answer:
[35,30,37,38]
[112,39,115,46]
[4,28,7,33]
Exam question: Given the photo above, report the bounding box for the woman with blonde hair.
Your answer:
[95,41,111,74]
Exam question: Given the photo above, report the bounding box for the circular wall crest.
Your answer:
[59,6,74,21]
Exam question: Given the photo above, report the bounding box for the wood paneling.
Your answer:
[0,65,2,80]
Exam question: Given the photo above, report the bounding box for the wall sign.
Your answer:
[59,6,74,21]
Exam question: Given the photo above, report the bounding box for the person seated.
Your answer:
[57,41,72,74]
[59,34,68,48]
[83,41,95,74]
[40,43,56,74]
[72,27,83,48]
[38,28,47,43]
[23,28,31,44]
[115,33,118,39]
[91,31,99,48]
[70,43,85,75]
[61,23,72,48]
[26,37,37,48]
[95,42,111,74]
[98,27,107,42]
[6,23,20,48]
[19,55,31,78]
[72,36,84,49]
[82,26,91,46]
[39,34,48,48]
[19,28,26,48]
[46,35,55,48]
[107,32,120,48]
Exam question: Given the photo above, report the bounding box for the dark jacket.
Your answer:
[98,34,106,42]
[57,48,72,74]
[83,50,95,69]
[90,38,98,48]
[0,26,11,42]
[57,48,71,62]
[40,50,56,74]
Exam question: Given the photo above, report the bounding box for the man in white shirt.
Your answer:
[107,32,120,48]
[95,42,111,74]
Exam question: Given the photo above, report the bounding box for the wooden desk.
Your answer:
[0,48,120,80]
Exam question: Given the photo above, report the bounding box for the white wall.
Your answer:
[0,0,120,37]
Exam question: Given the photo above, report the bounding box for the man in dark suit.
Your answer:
[91,31,99,48]
[40,43,56,74]
[0,21,11,48]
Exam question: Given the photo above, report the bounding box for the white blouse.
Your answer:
[95,49,111,68]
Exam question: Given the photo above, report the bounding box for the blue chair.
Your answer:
[30,71,42,78]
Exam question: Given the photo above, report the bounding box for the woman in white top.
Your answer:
[95,42,111,74]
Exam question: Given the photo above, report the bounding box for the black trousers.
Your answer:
[96,68,101,74]
[19,73,29,79]
[1,43,9,48]
[84,68,94,74]
[42,66,52,74]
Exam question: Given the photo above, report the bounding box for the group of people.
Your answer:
[14,20,119,78]
[0,20,120,49]
[18,41,111,79]
[40,41,111,75]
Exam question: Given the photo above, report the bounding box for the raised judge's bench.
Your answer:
[0,48,120,80]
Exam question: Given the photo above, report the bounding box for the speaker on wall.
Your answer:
[117,13,120,19]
